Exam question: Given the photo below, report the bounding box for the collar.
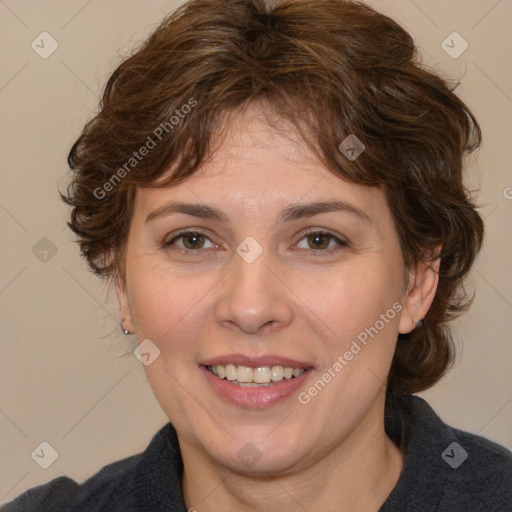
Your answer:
[133,392,453,511]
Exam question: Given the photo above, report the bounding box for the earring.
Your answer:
[416,318,424,329]
[120,324,131,335]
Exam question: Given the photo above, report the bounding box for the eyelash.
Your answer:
[162,228,348,256]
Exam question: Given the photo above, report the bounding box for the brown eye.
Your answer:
[306,233,331,250]
[295,231,347,253]
[163,231,216,251]
[181,232,206,249]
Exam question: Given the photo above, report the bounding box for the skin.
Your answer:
[116,102,440,512]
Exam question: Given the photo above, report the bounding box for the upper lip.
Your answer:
[200,354,314,369]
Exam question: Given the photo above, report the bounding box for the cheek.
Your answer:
[128,261,217,355]
[299,261,400,347]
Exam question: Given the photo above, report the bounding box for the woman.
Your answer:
[3,0,511,510]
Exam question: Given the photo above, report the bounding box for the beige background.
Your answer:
[1,0,511,503]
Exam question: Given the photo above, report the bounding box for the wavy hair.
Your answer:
[62,0,484,393]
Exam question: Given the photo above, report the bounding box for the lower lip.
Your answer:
[199,366,313,409]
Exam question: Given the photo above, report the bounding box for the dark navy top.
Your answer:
[2,391,512,511]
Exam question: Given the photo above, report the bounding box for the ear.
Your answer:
[114,272,135,335]
[398,256,441,334]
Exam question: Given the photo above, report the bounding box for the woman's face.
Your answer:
[117,103,419,474]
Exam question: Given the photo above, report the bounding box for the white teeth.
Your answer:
[271,365,284,381]
[225,364,237,381]
[253,366,271,383]
[236,365,253,383]
[207,364,305,384]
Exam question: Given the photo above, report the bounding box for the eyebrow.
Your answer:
[144,199,371,225]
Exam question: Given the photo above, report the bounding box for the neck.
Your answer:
[181,392,403,512]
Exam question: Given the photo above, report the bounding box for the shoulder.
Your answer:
[0,454,141,512]
[0,423,178,512]
[442,425,512,506]
[383,392,512,512]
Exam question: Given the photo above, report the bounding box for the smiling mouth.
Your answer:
[204,364,310,387]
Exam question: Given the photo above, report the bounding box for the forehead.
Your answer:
[135,102,386,220]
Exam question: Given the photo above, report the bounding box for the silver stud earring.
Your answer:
[416,318,424,329]
[120,324,131,335]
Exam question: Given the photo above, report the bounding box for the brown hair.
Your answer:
[62,0,484,394]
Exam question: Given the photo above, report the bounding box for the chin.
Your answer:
[204,431,311,476]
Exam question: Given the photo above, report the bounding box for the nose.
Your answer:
[215,244,294,335]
